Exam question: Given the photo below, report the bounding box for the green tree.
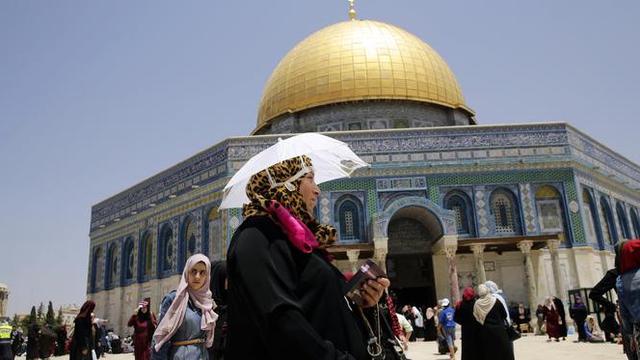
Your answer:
[56,307,64,327]
[21,306,37,329]
[37,302,44,323]
[45,301,56,326]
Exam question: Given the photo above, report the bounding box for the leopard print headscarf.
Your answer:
[242,155,337,249]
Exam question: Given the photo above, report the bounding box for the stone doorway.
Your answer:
[386,206,442,309]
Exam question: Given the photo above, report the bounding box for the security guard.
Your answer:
[0,318,13,360]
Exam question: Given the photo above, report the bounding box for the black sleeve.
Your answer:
[588,269,618,312]
[73,319,89,350]
[232,226,356,360]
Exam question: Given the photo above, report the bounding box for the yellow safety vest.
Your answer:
[0,324,11,341]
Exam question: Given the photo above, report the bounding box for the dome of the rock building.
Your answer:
[255,19,474,133]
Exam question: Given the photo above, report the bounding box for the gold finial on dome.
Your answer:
[348,0,356,20]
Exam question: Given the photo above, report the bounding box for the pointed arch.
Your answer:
[334,194,364,243]
[490,188,522,235]
[105,242,119,289]
[138,231,154,280]
[600,196,618,245]
[179,215,198,271]
[582,188,602,247]
[443,190,475,236]
[616,202,631,240]
[159,223,175,274]
[630,208,640,238]
[534,185,565,233]
[122,237,135,283]
[206,207,223,261]
[91,247,103,293]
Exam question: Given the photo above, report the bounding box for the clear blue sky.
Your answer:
[1,0,638,315]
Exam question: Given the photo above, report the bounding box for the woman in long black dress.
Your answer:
[69,300,96,360]
[552,297,568,340]
[423,307,438,341]
[455,287,480,360]
[208,260,228,360]
[226,155,389,359]
[473,284,514,360]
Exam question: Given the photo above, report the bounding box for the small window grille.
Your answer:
[493,195,515,233]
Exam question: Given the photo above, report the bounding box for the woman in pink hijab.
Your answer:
[151,254,218,360]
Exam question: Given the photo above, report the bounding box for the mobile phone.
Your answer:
[344,259,386,306]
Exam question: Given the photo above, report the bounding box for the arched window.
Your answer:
[159,224,175,273]
[91,247,103,292]
[105,243,119,289]
[180,216,198,271]
[490,188,522,235]
[535,185,564,233]
[335,196,364,243]
[122,237,134,282]
[582,189,600,246]
[207,208,222,261]
[616,202,631,240]
[139,232,153,278]
[443,191,475,236]
[600,197,617,245]
[630,208,640,238]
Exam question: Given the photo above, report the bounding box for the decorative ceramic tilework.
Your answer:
[568,128,640,186]
[519,183,538,234]
[563,178,586,244]
[320,194,331,224]
[376,177,426,191]
[474,187,489,236]
[378,191,427,211]
[91,145,228,229]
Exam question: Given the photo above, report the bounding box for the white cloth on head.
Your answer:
[485,280,511,323]
[473,284,497,325]
[412,307,424,328]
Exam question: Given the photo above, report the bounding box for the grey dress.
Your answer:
[151,291,209,360]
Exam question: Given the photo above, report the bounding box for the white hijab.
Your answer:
[485,280,511,323]
[473,284,496,325]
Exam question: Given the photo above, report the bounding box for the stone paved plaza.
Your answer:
[18,333,628,360]
[402,333,627,360]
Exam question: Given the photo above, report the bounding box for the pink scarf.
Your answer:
[266,200,319,253]
[153,254,218,351]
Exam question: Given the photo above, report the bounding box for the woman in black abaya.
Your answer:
[226,156,390,360]
[455,287,481,360]
[473,284,514,360]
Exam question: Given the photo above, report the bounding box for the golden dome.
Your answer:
[256,19,473,132]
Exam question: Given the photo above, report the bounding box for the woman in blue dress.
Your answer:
[152,254,218,360]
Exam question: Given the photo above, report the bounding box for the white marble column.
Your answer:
[373,237,388,272]
[470,244,487,284]
[547,239,567,302]
[445,245,460,302]
[346,249,361,273]
[517,240,538,310]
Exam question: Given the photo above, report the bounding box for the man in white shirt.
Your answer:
[395,312,413,350]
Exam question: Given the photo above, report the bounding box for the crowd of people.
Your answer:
[3,138,640,360]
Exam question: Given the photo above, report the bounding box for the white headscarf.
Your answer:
[485,280,511,323]
[473,284,496,325]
